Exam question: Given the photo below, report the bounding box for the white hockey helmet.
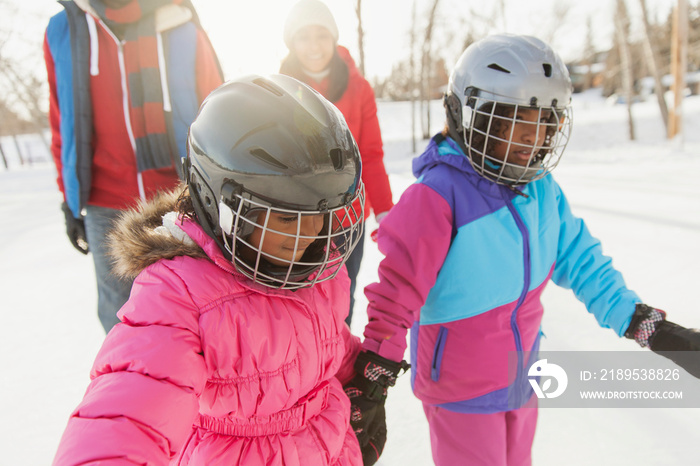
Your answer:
[446,34,573,185]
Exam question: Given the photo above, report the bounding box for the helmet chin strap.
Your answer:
[251,256,320,284]
[478,152,545,186]
[444,94,471,156]
[230,236,321,286]
[499,161,545,185]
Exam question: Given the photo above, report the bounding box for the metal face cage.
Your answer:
[463,96,573,186]
[218,182,365,290]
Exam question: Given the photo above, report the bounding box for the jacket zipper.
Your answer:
[156,32,172,112]
[505,196,531,408]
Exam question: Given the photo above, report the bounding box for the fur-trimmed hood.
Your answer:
[107,187,208,280]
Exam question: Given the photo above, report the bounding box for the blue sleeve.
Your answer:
[551,182,639,336]
[164,23,199,162]
[47,12,80,216]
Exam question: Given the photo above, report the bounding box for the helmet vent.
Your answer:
[487,63,511,74]
[252,78,284,97]
[543,63,552,77]
[329,148,344,171]
[250,147,289,169]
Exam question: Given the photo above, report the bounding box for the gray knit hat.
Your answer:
[283,0,339,48]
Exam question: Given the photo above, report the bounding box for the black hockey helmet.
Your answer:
[184,74,364,289]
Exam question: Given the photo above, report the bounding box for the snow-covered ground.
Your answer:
[1,90,699,465]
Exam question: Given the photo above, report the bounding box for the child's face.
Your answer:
[490,108,552,166]
[292,25,335,74]
[247,211,325,266]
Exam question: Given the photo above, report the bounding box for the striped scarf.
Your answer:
[89,0,194,173]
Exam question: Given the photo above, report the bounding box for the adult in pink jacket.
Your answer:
[280,0,394,325]
[52,75,367,465]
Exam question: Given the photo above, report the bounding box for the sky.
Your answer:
[2,88,700,465]
[24,0,689,83]
[3,0,693,122]
[194,0,685,80]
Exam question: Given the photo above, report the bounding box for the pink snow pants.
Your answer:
[422,397,538,466]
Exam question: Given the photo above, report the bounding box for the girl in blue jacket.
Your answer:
[345,35,700,466]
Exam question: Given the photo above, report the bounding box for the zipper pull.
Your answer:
[508,185,529,199]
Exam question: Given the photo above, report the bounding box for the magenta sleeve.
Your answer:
[361,183,453,362]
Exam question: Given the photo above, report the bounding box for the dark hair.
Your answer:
[175,187,196,220]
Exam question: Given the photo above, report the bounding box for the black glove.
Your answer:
[625,304,700,378]
[61,202,89,255]
[343,351,409,466]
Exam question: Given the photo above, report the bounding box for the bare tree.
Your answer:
[419,0,441,140]
[614,0,636,140]
[0,142,7,169]
[639,0,669,131]
[379,61,412,100]
[354,0,365,76]
[582,16,596,91]
[410,0,418,153]
[689,3,700,73]
[0,60,49,147]
[543,1,572,46]
[497,0,507,31]
[669,0,689,140]
[0,0,50,149]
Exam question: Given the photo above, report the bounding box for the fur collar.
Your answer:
[107,188,208,280]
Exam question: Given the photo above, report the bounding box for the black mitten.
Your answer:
[61,202,89,255]
[625,304,700,378]
[343,351,409,466]
[649,321,700,378]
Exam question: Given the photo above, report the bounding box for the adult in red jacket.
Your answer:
[44,0,223,332]
[280,0,394,326]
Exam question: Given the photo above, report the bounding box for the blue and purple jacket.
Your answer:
[362,134,640,413]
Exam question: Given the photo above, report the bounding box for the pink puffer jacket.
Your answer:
[52,191,363,465]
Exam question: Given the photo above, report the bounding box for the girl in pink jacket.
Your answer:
[53,75,367,465]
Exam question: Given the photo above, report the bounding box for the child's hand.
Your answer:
[370,211,389,243]
[344,381,386,465]
[626,304,700,378]
[649,321,700,378]
[342,351,409,465]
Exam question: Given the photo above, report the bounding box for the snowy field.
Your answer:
[1,90,700,465]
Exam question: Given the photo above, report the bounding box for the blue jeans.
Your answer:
[344,227,365,326]
[84,205,133,333]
